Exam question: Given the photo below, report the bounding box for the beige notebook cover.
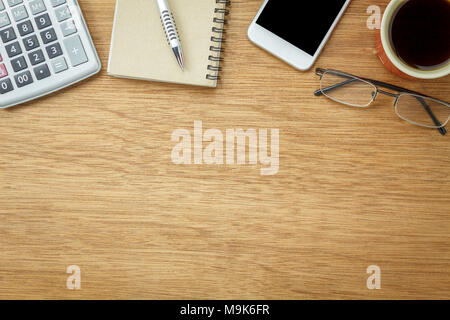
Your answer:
[108,0,228,88]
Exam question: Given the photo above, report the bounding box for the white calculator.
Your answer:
[0,0,101,109]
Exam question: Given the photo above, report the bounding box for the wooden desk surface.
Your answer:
[0,0,449,299]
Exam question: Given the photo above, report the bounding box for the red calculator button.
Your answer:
[0,64,8,79]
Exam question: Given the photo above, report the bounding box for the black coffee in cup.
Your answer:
[390,0,450,70]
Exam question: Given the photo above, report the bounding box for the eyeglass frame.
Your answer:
[314,68,450,135]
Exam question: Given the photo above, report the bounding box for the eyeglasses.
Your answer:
[314,68,450,135]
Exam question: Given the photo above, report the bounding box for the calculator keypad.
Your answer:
[0,0,98,107]
[63,35,86,66]
[0,61,8,78]
[11,54,26,71]
[35,13,51,29]
[0,26,16,42]
[5,40,21,57]
[50,55,66,73]
[8,1,24,7]
[50,0,66,7]
[0,11,10,28]
[0,77,13,93]
[17,19,33,36]
[40,27,56,43]
[54,4,69,22]
[22,34,39,50]
[60,18,75,36]
[45,41,61,58]
[33,62,49,79]
[14,69,33,87]
[29,0,46,15]
[28,48,44,65]
[11,5,28,22]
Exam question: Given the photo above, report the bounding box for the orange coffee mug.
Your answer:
[376,0,450,80]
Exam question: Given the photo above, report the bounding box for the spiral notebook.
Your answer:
[108,0,229,88]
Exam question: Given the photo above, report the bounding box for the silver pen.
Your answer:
[156,0,184,71]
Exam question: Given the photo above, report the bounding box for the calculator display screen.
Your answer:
[256,0,348,56]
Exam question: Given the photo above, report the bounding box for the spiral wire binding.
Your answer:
[206,0,230,81]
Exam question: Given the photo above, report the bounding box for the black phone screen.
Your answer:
[256,0,348,56]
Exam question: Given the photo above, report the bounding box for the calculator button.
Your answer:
[5,41,21,57]
[11,55,27,72]
[29,0,46,15]
[14,70,32,87]
[17,20,34,36]
[28,48,45,65]
[23,34,39,50]
[0,78,13,93]
[0,63,7,78]
[40,28,57,44]
[7,0,22,7]
[64,35,88,67]
[34,63,50,80]
[46,42,62,59]
[55,5,71,22]
[60,19,76,37]
[51,0,66,7]
[0,11,10,28]
[34,13,51,29]
[51,56,67,73]
[0,26,16,43]
[0,0,4,11]
[11,5,28,22]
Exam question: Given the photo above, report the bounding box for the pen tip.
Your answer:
[173,47,184,71]
[177,57,184,71]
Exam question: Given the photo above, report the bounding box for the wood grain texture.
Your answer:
[0,0,449,299]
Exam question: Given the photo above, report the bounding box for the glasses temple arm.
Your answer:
[314,70,359,96]
[415,97,447,135]
[365,78,429,97]
[314,78,358,96]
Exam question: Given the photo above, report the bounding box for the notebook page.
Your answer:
[108,0,224,87]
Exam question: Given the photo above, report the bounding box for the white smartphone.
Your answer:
[248,0,351,71]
